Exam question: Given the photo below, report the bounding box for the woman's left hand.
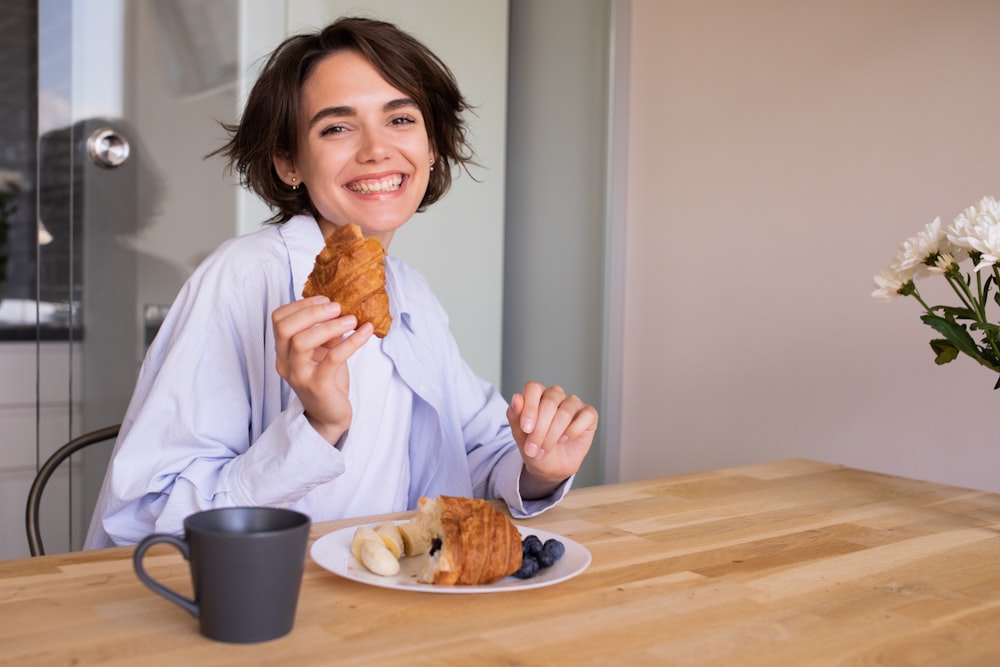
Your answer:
[506,382,598,490]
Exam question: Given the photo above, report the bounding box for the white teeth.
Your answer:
[348,174,403,194]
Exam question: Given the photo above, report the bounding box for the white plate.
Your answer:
[310,521,591,594]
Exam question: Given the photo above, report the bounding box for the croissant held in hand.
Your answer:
[302,223,392,337]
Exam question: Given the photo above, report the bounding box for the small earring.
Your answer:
[429,158,435,172]
[290,176,300,191]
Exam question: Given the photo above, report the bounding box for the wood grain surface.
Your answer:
[3,459,1000,666]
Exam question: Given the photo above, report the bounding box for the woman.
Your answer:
[85,16,597,548]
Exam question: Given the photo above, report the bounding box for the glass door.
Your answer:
[0,0,245,558]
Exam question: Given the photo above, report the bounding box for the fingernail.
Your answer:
[524,442,539,458]
[559,435,569,444]
[522,418,534,433]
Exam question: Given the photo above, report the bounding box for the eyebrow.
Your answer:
[307,97,420,129]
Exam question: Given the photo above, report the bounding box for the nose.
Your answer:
[356,126,391,163]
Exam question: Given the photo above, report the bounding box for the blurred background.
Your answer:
[3,0,999,560]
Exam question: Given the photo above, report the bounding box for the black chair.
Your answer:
[25,424,120,556]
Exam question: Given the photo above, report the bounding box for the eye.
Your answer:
[389,115,417,127]
[318,124,347,137]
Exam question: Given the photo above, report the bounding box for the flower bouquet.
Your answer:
[873,196,1000,387]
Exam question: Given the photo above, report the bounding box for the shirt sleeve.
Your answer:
[492,447,573,519]
[97,326,347,543]
[92,243,347,545]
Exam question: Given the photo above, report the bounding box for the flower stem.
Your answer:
[944,272,977,313]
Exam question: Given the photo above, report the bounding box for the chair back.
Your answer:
[25,424,120,556]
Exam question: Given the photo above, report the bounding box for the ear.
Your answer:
[272,153,298,187]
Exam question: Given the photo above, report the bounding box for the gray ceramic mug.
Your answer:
[133,507,311,643]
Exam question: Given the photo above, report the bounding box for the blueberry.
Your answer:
[522,535,543,557]
[543,539,566,562]
[537,550,556,568]
[513,555,540,579]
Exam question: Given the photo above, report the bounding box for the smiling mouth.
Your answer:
[346,174,404,194]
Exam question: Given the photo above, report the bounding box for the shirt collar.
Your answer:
[280,215,325,298]
[384,256,416,335]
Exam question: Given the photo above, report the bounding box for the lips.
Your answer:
[346,174,404,194]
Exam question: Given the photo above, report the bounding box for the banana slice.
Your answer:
[361,538,401,576]
[350,526,380,562]
[374,521,404,559]
[397,519,430,556]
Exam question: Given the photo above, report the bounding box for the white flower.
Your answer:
[896,216,948,272]
[876,196,1000,384]
[946,196,1000,271]
[927,251,958,275]
[871,264,912,301]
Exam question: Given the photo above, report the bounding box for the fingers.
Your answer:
[273,297,349,347]
[304,322,373,396]
[272,295,336,329]
[515,381,549,436]
[274,297,333,366]
[273,296,364,380]
[506,392,525,440]
[513,382,598,461]
[521,384,564,459]
[320,322,373,366]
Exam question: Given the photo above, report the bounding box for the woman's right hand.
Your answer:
[272,296,374,444]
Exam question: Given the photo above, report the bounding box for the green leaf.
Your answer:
[922,314,981,354]
[929,338,960,365]
[937,305,978,321]
[975,321,1000,334]
[921,314,1000,372]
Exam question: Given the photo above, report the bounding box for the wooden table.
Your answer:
[4,459,1000,666]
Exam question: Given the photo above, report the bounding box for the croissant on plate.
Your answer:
[415,496,523,585]
[302,223,392,337]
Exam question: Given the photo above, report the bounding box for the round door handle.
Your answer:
[87,128,131,169]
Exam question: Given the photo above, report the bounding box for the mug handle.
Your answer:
[133,534,199,618]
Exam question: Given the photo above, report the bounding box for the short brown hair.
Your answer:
[211,16,476,224]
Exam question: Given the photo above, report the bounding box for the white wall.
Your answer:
[619,0,1000,491]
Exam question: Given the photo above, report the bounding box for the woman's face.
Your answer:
[274,50,433,247]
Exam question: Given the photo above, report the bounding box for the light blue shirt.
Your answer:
[85,215,569,549]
